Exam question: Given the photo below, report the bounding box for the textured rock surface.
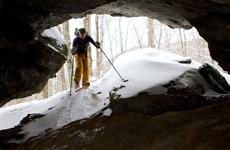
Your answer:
[0,28,67,106]
[199,63,230,93]
[9,101,230,150]
[169,0,230,72]
[109,68,230,116]
[0,0,229,104]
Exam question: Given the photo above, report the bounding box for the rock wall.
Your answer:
[0,0,229,104]
[9,101,230,150]
[0,27,67,106]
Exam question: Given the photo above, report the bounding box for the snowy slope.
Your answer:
[0,48,230,142]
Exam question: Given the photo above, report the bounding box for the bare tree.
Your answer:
[125,19,130,51]
[42,82,49,99]
[57,25,68,91]
[183,29,187,56]
[105,17,113,62]
[178,28,187,56]
[60,66,67,91]
[132,19,143,49]
[84,14,93,76]
[95,15,104,78]
[62,21,72,87]
[157,24,163,49]
[147,17,155,48]
[119,17,124,53]
[165,29,172,51]
[99,15,104,76]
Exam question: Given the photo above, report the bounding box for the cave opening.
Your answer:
[3,14,224,108]
[1,0,229,107]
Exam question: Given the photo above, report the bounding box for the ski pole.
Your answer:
[100,48,128,82]
[69,55,74,96]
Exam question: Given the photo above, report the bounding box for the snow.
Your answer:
[0,48,230,143]
[40,27,66,52]
[98,49,201,98]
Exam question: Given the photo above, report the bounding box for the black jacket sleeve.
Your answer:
[88,36,100,48]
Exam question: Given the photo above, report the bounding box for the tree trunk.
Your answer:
[125,19,130,51]
[132,19,142,49]
[157,25,162,49]
[60,65,67,91]
[95,15,104,78]
[99,16,104,75]
[96,15,100,78]
[84,14,93,77]
[179,28,187,56]
[183,29,187,56]
[147,18,155,48]
[62,21,72,88]
[106,18,113,63]
[179,28,185,56]
[115,20,118,57]
[42,82,49,99]
[119,18,124,53]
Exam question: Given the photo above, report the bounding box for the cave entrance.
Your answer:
[4,14,222,108]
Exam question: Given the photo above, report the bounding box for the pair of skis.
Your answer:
[75,85,101,95]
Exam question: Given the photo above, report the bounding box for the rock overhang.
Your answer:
[0,0,229,106]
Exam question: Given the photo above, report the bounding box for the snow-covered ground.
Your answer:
[0,48,230,142]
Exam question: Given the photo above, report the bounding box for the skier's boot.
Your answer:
[82,82,90,87]
[74,82,80,90]
[85,82,90,86]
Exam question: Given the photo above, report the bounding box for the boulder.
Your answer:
[9,101,230,150]
[0,27,67,106]
[109,64,230,116]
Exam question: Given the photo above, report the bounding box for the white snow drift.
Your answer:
[0,48,230,142]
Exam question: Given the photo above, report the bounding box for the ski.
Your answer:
[75,85,90,93]
[75,85,101,95]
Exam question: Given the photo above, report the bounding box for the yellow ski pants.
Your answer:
[74,53,89,85]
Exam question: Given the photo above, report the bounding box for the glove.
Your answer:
[95,41,100,48]
[71,47,77,55]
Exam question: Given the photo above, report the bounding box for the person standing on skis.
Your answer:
[71,28,100,89]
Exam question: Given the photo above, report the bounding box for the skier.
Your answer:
[71,28,100,90]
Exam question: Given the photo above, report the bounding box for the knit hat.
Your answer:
[79,28,86,34]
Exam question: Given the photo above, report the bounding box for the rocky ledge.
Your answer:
[1,63,230,150]
[7,101,230,150]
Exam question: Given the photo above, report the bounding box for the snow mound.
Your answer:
[0,48,229,142]
[97,48,201,98]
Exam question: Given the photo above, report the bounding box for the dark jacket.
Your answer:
[72,35,99,53]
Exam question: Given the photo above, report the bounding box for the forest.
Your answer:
[3,15,224,107]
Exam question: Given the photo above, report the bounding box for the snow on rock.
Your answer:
[41,27,66,47]
[97,48,202,98]
[0,92,65,130]
[0,48,230,143]
[37,26,68,57]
